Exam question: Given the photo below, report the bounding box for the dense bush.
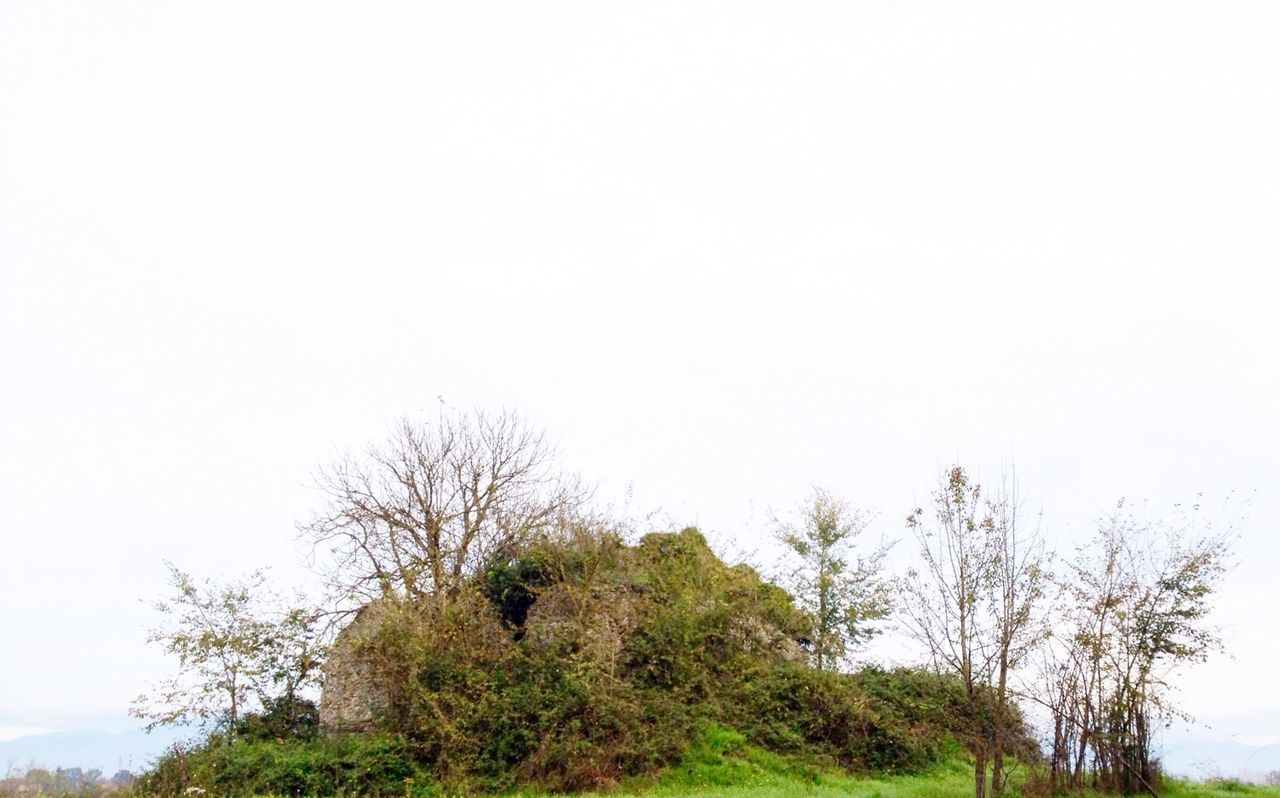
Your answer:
[850,665,971,771]
[232,696,320,742]
[135,734,436,797]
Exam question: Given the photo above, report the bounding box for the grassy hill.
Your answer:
[122,526,1260,798]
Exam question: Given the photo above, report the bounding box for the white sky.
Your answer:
[1,0,1276,752]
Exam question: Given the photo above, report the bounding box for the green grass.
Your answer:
[609,771,1280,798]
[121,724,1280,798]
[502,725,1280,798]
[504,725,983,798]
[1153,780,1280,798]
[1041,781,1280,798]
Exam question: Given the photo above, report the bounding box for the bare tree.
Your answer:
[900,465,1049,798]
[1038,499,1237,797]
[774,486,891,671]
[986,469,1050,797]
[302,408,586,610]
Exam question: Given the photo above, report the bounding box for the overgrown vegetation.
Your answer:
[134,526,983,796]
[125,409,1245,798]
[341,528,974,792]
[133,733,436,797]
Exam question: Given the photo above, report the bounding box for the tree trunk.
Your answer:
[991,660,1009,797]
[991,745,1004,797]
[974,753,987,798]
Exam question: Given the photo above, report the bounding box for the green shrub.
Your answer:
[232,695,320,742]
[134,734,436,797]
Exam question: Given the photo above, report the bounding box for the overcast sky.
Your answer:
[1,0,1276,756]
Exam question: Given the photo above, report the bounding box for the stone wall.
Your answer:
[318,604,389,733]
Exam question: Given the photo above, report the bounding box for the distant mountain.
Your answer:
[0,727,186,775]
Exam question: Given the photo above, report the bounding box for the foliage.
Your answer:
[288,525,982,794]
[481,549,553,631]
[722,663,952,774]
[1037,498,1239,796]
[132,562,324,738]
[233,695,320,742]
[852,666,981,769]
[133,733,438,798]
[901,466,1050,798]
[774,487,892,670]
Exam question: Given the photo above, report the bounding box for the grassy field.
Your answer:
[526,726,1280,798]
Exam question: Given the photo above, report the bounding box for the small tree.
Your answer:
[132,562,324,739]
[775,486,890,671]
[1040,498,1236,796]
[261,604,324,714]
[901,465,1049,798]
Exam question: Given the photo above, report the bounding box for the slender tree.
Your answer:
[776,486,891,671]
[1038,499,1236,796]
[986,469,1050,797]
[901,465,1048,798]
